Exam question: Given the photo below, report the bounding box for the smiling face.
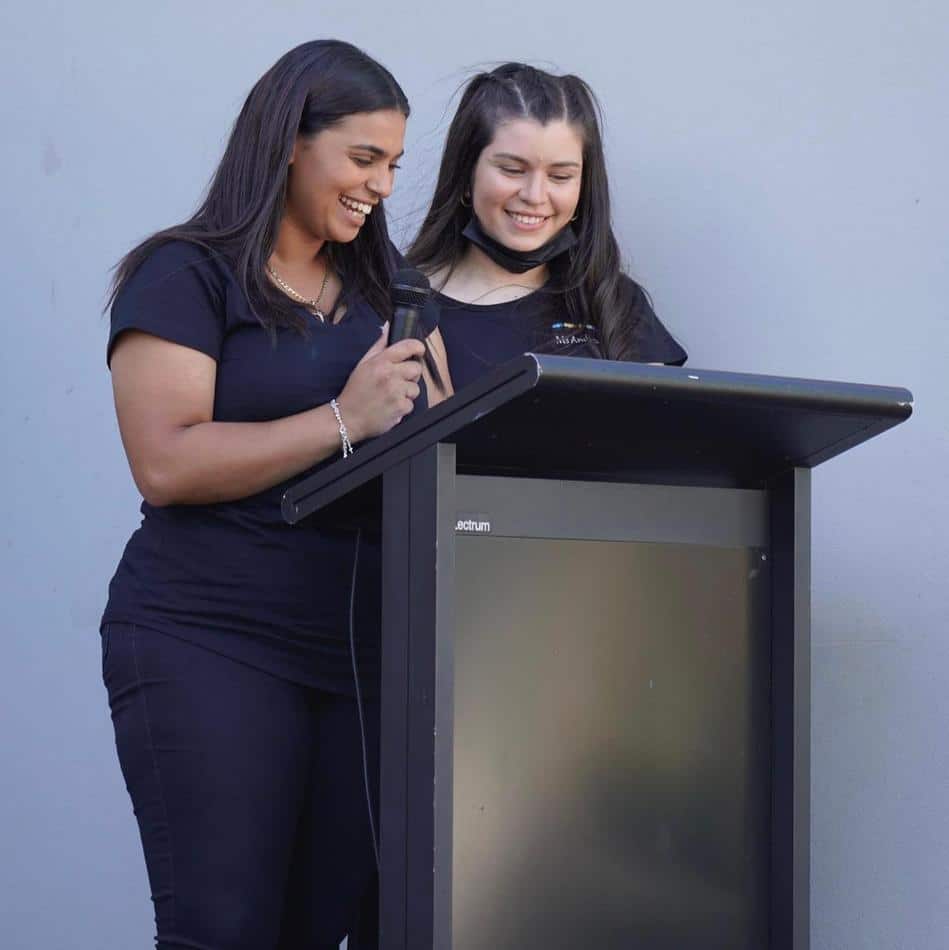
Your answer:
[284,108,406,244]
[469,118,584,252]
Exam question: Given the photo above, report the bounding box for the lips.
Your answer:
[505,209,549,228]
[339,195,373,216]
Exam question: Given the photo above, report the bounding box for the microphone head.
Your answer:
[390,268,431,310]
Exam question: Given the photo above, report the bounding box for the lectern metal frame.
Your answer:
[283,355,911,950]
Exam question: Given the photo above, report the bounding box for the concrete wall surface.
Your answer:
[2,2,946,947]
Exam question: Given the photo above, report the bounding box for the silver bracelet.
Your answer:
[329,398,354,458]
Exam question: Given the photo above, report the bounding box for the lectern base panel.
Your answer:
[451,536,771,950]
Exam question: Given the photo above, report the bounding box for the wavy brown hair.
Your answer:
[409,63,648,361]
[108,40,409,331]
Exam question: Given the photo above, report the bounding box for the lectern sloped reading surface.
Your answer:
[283,355,912,950]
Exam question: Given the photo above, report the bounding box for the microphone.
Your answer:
[388,268,433,345]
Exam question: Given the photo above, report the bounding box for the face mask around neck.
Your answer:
[461,215,577,274]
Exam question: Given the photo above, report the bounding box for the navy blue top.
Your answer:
[102,240,413,694]
[436,275,687,391]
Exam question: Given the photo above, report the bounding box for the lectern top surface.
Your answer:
[283,355,912,523]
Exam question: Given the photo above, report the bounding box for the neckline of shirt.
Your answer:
[432,282,555,313]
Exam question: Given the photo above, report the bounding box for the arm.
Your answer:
[111,329,424,507]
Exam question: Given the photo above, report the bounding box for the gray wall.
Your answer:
[3,1,946,947]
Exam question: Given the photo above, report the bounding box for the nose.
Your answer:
[519,171,547,206]
[367,166,395,200]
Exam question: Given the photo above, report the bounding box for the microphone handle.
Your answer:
[388,306,422,346]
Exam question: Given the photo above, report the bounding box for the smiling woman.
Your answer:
[282,111,405,248]
[409,63,686,390]
[472,119,582,249]
[99,40,448,950]
[270,109,408,321]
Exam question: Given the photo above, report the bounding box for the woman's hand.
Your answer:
[110,328,426,508]
[335,328,426,443]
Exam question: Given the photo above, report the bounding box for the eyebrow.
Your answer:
[492,151,581,168]
[351,144,405,160]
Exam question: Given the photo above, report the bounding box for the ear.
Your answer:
[289,135,301,167]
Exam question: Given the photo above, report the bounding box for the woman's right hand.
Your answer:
[335,327,426,443]
[110,327,424,507]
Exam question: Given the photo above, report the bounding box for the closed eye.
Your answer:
[353,155,401,171]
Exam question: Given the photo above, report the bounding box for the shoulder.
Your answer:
[618,275,688,366]
[108,239,232,366]
[118,239,231,301]
[616,273,651,310]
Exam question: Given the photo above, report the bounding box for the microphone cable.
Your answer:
[348,527,381,871]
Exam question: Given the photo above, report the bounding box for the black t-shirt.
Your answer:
[436,275,686,391]
[103,240,408,694]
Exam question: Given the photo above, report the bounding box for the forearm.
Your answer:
[112,329,425,507]
[135,403,346,507]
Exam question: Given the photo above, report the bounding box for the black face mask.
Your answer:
[462,215,577,274]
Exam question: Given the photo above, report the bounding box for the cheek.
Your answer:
[558,182,582,217]
[472,169,511,211]
[300,158,344,207]
[317,164,345,205]
[286,175,313,222]
[288,167,324,220]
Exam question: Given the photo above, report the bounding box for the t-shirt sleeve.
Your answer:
[623,276,688,366]
[107,240,227,366]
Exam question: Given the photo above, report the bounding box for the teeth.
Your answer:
[508,212,545,225]
[340,196,372,215]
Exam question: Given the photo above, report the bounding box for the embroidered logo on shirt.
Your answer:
[550,322,599,347]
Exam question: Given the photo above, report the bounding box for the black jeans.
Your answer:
[101,622,379,950]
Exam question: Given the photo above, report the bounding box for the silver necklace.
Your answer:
[467,280,544,305]
[267,261,330,322]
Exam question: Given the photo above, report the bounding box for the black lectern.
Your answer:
[283,356,912,950]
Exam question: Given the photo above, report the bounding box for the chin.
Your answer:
[492,219,557,250]
[330,222,363,244]
[503,230,552,252]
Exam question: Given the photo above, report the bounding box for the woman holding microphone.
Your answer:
[409,62,686,384]
[101,40,447,949]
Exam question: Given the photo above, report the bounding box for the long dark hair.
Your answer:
[409,63,643,361]
[108,40,409,330]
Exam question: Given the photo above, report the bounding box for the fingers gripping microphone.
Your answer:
[388,268,432,345]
